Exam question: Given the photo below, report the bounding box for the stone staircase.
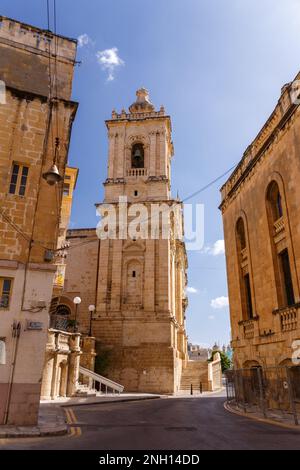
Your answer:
[75,382,97,397]
[180,360,209,393]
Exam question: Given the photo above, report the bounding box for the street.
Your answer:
[1,393,300,450]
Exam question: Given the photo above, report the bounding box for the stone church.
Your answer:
[63,89,189,393]
[59,89,221,394]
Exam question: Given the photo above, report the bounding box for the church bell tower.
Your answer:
[93,89,188,394]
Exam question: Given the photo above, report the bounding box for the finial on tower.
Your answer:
[129,88,155,114]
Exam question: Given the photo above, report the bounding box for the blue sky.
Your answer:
[3,0,300,347]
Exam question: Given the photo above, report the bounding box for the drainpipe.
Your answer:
[4,321,21,424]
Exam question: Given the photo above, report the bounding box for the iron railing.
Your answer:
[225,365,300,425]
[49,314,76,332]
[79,366,124,394]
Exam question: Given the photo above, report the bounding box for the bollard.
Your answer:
[200,382,203,394]
[190,384,193,395]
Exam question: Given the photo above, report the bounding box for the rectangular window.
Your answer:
[244,273,253,319]
[0,278,12,309]
[279,249,295,307]
[63,183,70,196]
[9,163,29,196]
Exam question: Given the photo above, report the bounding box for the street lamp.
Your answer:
[42,138,63,185]
[88,305,95,336]
[73,296,81,332]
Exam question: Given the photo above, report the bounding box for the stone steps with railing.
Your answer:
[180,360,209,391]
[78,366,124,395]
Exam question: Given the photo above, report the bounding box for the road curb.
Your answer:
[0,405,68,439]
[0,425,68,439]
[61,395,161,408]
[224,401,300,431]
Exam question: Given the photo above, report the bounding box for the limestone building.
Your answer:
[0,16,78,425]
[62,89,189,393]
[220,73,300,369]
[60,89,222,394]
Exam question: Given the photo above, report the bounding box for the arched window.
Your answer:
[236,218,246,251]
[267,181,283,223]
[56,304,71,316]
[131,143,144,169]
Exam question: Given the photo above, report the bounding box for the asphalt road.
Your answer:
[1,393,300,450]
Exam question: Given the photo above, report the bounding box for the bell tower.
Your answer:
[93,89,188,394]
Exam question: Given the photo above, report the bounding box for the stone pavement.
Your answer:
[0,394,161,438]
[225,400,300,430]
[0,404,67,438]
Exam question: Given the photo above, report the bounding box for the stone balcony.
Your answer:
[273,304,300,332]
[240,248,248,262]
[238,316,259,340]
[274,216,285,235]
[46,328,81,354]
[126,168,148,177]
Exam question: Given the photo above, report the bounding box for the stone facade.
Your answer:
[0,16,77,425]
[220,73,300,369]
[63,89,189,394]
[41,329,81,399]
[41,331,96,399]
[58,228,99,333]
[95,89,189,393]
[52,167,79,298]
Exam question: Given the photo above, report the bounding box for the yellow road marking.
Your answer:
[65,408,81,438]
[69,426,82,437]
[68,408,78,424]
[64,408,73,424]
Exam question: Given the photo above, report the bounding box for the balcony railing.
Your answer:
[126,168,148,177]
[240,248,248,262]
[50,314,76,333]
[238,316,259,340]
[274,216,284,235]
[273,305,299,332]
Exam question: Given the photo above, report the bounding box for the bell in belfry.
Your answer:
[131,144,144,168]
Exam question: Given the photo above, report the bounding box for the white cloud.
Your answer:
[186,287,198,294]
[202,240,225,256]
[210,296,229,309]
[77,33,93,48]
[208,315,215,321]
[96,47,124,81]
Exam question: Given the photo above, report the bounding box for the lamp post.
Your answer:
[73,296,81,332]
[88,305,95,336]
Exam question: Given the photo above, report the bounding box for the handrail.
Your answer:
[79,366,124,393]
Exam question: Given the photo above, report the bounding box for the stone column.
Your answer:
[144,239,155,311]
[116,131,125,178]
[110,240,123,310]
[108,132,115,179]
[40,353,54,399]
[66,333,81,397]
[160,130,167,177]
[96,239,110,314]
[60,362,68,397]
[149,132,156,176]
